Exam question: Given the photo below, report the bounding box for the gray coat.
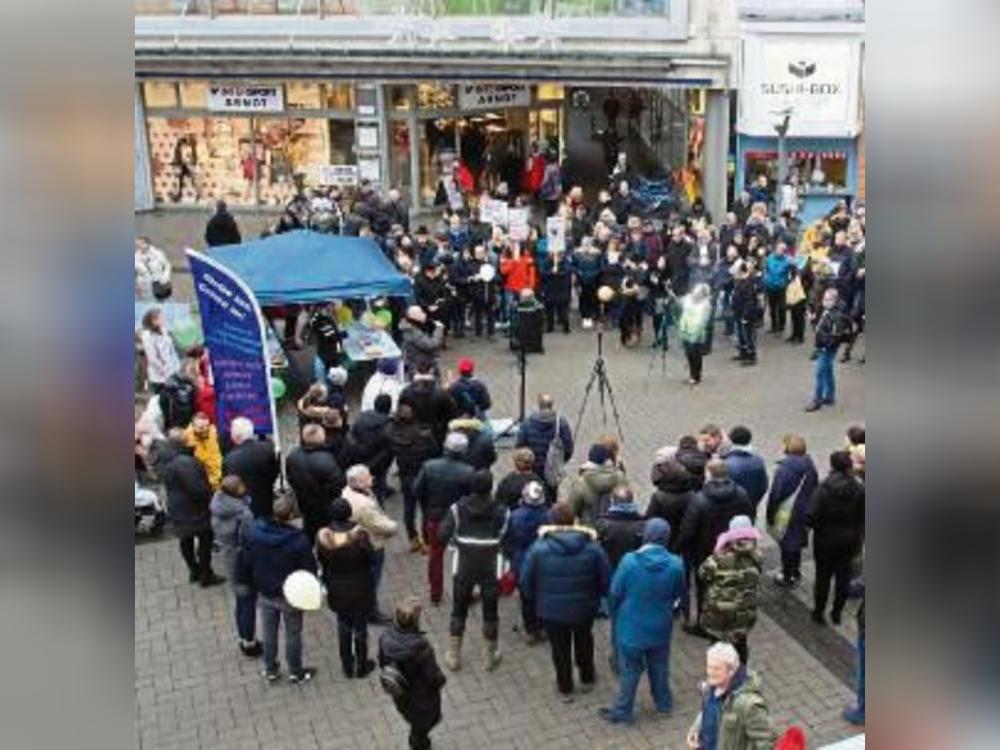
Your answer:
[210,491,254,594]
[402,320,444,376]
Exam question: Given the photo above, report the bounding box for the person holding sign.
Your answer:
[541,250,573,334]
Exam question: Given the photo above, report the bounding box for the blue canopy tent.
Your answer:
[208,230,411,305]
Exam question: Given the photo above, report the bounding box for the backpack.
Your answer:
[379,661,408,699]
[160,375,196,430]
[543,413,566,487]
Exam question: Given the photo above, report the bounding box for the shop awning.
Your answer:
[208,230,412,305]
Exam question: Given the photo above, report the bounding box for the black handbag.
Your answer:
[152,280,173,301]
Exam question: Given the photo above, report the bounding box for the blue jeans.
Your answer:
[813,348,836,405]
[235,590,258,642]
[608,643,673,721]
[259,595,304,676]
[736,318,756,358]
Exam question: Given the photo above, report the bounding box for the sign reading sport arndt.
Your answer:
[739,37,862,138]
[207,84,284,113]
[459,84,531,111]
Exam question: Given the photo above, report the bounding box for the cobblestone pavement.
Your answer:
[135,211,865,749]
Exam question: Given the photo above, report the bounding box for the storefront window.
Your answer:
[286,82,321,110]
[419,118,457,206]
[417,83,456,111]
[143,82,177,109]
[536,83,565,101]
[389,86,412,112]
[178,81,209,109]
[146,117,255,205]
[324,84,354,111]
[529,108,562,155]
[744,151,849,193]
[390,121,413,196]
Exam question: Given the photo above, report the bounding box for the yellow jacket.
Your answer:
[183,424,223,490]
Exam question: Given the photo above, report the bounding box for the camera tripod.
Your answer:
[573,314,626,448]
[646,312,671,380]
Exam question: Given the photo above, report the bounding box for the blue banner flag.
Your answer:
[186,250,278,441]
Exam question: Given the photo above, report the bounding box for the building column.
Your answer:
[702,89,730,222]
[408,89,420,211]
[135,83,154,211]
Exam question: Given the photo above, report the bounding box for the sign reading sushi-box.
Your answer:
[207,85,284,113]
[459,84,531,111]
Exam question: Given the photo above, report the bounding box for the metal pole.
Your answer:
[775,112,791,185]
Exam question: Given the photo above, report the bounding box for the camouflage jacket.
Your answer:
[698,539,763,639]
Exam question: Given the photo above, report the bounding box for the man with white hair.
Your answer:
[401,304,444,378]
[412,432,474,605]
[221,416,279,519]
[686,642,774,750]
[342,464,398,624]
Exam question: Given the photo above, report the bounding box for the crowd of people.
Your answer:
[136,176,865,749]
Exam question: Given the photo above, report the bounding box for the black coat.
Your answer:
[384,419,440,480]
[157,444,212,536]
[805,471,865,556]
[317,522,375,616]
[439,493,509,586]
[542,257,573,305]
[674,446,708,490]
[222,439,280,519]
[450,421,497,471]
[378,626,446,731]
[286,445,346,539]
[595,506,645,572]
[677,478,754,567]
[349,410,392,474]
[647,470,697,554]
[665,239,693,294]
[413,456,474,522]
[204,209,242,247]
[495,470,541,509]
[399,381,458,446]
[730,277,760,320]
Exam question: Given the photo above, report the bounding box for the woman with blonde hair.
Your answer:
[765,434,818,588]
[676,283,713,385]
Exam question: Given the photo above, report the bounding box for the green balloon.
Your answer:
[374,309,393,328]
[270,376,287,400]
[172,322,202,351]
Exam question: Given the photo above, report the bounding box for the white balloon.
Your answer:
[283,570,323,611]
[478,264,496,283]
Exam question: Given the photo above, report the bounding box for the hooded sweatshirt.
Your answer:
[378,626,447,722]
[609,543,684,650]
[246,518,316,599]
[568,463,626,526]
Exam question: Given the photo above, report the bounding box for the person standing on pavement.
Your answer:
[677,459,753,636]
[183,412,223,490]
[361,358,405,412]
[204,200,242,247]
[447,357,492,421]
[139,308,181,395]
[210,475,260,656]
[494,447,543,510]
[516,394,574,503]
[243,495,318,684]
[519,502,610,702]
[341,464,398,624]
[806,451,865,625]
[599,518,684,725]
[316,497,376,679]
[762,242,792,334]
[676,282,714,385]
[568,443,627,527]
[412,432,474,605]
[378,598,447,750]
[686,642,776,750]
[765,434,818,588]
[384,403,440,553]
[399,365,459,447]
[156,429,226,588]
[348,394,394,504]
[723,426,769,518]
[505,481,550,643]
[285,423,346,546]
[805,287,852,411]
[730,262,759,366]
[439,469,510,672]
[222,416,280,520]
[843,590,865,726]
[699,516,763,666]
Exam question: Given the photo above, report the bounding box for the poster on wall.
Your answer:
[739,37,861,137]
[458,84,531,111]
[358,157,381,184]
[207,84,284,113]
[186,250,278,444]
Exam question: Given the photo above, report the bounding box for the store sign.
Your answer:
[458,83,531,111]
[186,250,277,441]
[207,84,284,113]
[739,37,861,137]
[309,164,358,186]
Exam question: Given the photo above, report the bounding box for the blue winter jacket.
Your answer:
[765,453,818,552]
[515,411,574,480]
[609,544,684,650]
[246,518,317,599]
[724,447,770,513]
[505,504,550,575]
[763,253,792,291]
[519,526,610,625]
[573,250,603,284]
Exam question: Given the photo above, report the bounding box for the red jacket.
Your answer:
[500,254,537,293]
[522,155,545,195]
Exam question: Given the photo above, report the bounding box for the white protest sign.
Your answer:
[481,198,509,228]
[545,216,566,253]
[508,207,530,241]
[443,176,464,211]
